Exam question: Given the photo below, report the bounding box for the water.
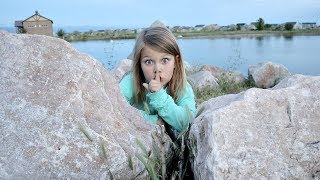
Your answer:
[71,35,320,76]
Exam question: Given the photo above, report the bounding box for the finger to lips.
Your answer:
[155,72,160,82]
[142,83,149,90]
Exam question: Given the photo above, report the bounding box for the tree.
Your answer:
[17,27,27,34]
[284,23,294,31]
[256,18,265,31]
[57,29,66,39]
[236,24,241,31]
[264,24,272,30]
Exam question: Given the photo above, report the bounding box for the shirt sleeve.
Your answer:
[119,74,159,124]
[140,110,158,123]
[146,82,196,132]
[119,74,134,105]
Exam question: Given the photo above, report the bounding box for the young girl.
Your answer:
[119,26,195,132]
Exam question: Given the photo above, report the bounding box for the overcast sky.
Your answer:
[1,0,320,28]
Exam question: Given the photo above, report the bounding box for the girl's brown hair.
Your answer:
[132,26,186,105]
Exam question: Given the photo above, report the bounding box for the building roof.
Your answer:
[15,11,53,26]
[302,22,316,25]
[24,11,53,23]
[195,24,205,27]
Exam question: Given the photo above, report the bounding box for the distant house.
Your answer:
[236,23,246,30]
[302,22,317,29]
[15,11,53,36]
[203,24,219,31]
[250,22,257,26]
[194,24,205,31]
[294,22,303,30]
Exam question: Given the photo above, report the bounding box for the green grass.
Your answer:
[61,29,320,42]
[64,32,137,42]
[79,126,93,142]
[133,107,196,179]
[174,29,320,38]
[195,77,254,105]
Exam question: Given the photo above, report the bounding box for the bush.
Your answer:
[256,18,265,31]
[18,28,27,34]
[284,23,294,31]
[195,77,254,104]
[57,29,65,38]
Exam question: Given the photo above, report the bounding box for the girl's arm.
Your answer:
[119,73,159,124]
[147,82,196,132]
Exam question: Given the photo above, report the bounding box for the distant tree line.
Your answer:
[255,17,294,31]
[55,17,309,41]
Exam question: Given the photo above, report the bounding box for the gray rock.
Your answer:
[188,70,219,90]
[111,59,132,82]
[248,61,290,88]
[219,71,246,85]
[199,64,224,78]
[0,30,170,179]
[190,74,320,179]
[150,20,168,29]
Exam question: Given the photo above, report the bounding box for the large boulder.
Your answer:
[111,59,132,82]
[0,31,169,179]
[218,71,246,85]
[188,70,219,90]
[248,61,290,88]
[189,74,320,179]
[199,64,224,78]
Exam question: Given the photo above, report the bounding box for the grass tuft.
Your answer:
[128,155,133,171]
[101,143,107,159]
[79,127,93,142]
[196,77,254,104]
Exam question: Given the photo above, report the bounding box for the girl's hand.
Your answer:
[156,117,166,126]
[142,72,162,93]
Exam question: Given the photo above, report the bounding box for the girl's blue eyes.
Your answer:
[161,58,169,64]
[145,59,153,65]
[144,58,170,65]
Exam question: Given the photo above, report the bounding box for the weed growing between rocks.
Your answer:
[133,108,195,179]
[79,126,116,179]
[195,76,254,104]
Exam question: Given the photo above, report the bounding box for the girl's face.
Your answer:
[140,46,176,87]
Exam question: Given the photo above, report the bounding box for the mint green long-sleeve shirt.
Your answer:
[119,73,196,132]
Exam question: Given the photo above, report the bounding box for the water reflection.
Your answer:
[282,35,293,40]
[71,36,320,75]
[255,36,264,47]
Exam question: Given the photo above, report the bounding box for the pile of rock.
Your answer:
[1,30,319,179]
[0,30,172,179]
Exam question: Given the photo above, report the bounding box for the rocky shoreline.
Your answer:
[1,30,319,179]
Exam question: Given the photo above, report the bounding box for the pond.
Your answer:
[71,35,320,76]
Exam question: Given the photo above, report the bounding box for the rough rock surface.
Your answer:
[189,74,320,179]
[0,31,167,179]
[199,64,224,78]
[219,71,246,85]
[188,70,219,90]
[111,59,132,82]
[248,61,290,88]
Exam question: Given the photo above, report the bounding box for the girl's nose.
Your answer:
[153,63,162,73]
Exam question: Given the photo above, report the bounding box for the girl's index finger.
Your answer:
[155,72,160,82]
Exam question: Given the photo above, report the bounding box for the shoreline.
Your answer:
[177,30,320,39]
[64,30,320,42]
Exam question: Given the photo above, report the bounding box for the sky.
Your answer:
[1,0,320,29]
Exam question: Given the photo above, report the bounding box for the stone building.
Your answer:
[15,11,53,36]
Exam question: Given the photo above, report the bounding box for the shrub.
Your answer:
[284,23,294,31]
[57,29,66,38]
[256,18,265,31]
[195,77,254,104]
